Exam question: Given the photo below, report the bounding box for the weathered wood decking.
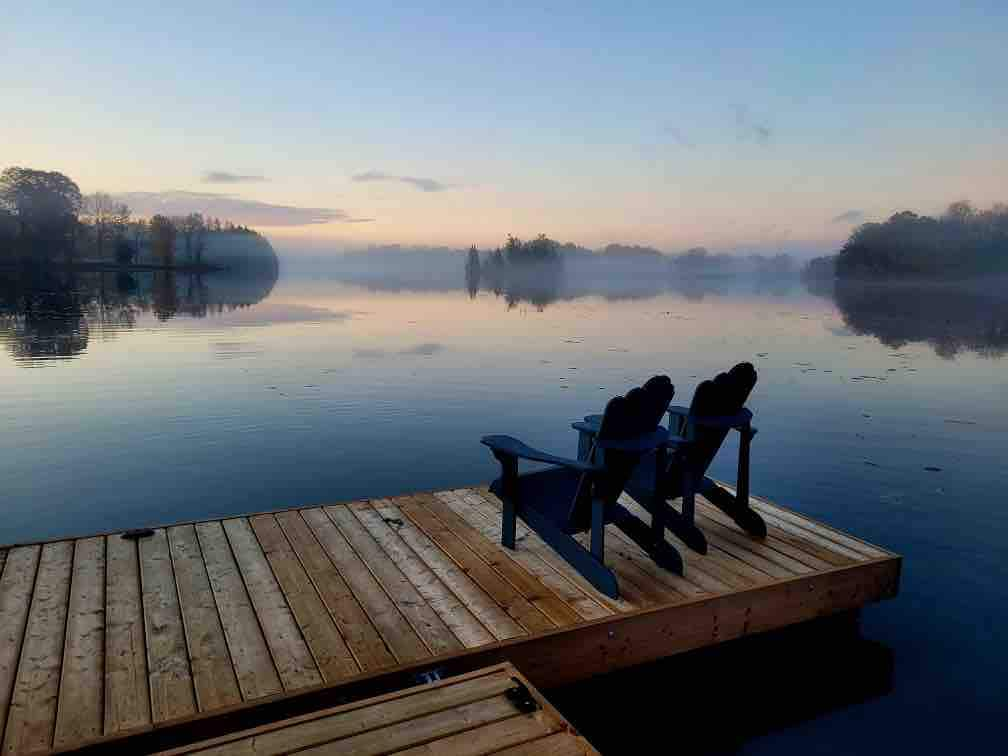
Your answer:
[0,486,900,754]
[161,662,599,756]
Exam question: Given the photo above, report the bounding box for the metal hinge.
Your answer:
[505,677,539,714]
[413,667,445,685]
[122,528,155,540]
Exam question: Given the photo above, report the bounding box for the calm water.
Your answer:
[2,263,1006,752]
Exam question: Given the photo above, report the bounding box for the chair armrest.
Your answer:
[669,407,755,432]
[691,407,754,431]
[574,419,687,449]
[595,427,672,452]
[481,435,601,473]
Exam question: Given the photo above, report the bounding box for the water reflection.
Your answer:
[0,265,277,365]
[312,250,1008,358]
[551,613,894,754]
[814,278,1008,359]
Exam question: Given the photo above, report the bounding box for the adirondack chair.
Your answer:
[575,362,765,555]
[482,376,678,598]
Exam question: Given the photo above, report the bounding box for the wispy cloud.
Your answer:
[733,105,773,146]
[113,190,374,226]
[832,210,865,224]
[202,171,268,184]
[661,124,696,149]
[352,170,448,192]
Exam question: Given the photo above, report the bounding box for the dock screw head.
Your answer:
[608,630,616,639]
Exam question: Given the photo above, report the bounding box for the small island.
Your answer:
[803,201,1008,281]
[0,166,278,276]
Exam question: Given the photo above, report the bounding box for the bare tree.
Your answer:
[82,192,131,259]
[149,215,176,265]
[174,213,206,263]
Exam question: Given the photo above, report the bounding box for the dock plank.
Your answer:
[400,497,556,634]
[222,519,321,692]
[462,490,635,614]
[273,510,396,672]
[325,504,461,657]
[54,537,106,749]
[749,504,872,562]
[440,490,612,622]
[0,485,899,755]
[249,515,359,683]
[300,507,431,665]
[571,530,677,607]
[140,529,197,722]
[492,731,598,755]
[392,710,559,756]
[104,535,151,734]
[0,545,41,747]
[590,530,698,599]
[168,525,242,711]
[297,695,521,756]
[373,501,526,641]
[2,540,73,755]
[616,495,759,589]
[416,493,583,627]
[695,500,836,570]
[351,501,494,649]
[166,667,517,755]
[695,512,814,575]
[733,489,887,558]
[195,522,282,701]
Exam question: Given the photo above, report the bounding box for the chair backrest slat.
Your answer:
[569,376,674,527]
[685,362,757,475]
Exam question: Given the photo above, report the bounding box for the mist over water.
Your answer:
[2,256,1006,753]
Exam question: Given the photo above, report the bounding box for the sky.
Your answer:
[2,1,1005,255]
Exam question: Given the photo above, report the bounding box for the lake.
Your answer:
[2,260,1006,752]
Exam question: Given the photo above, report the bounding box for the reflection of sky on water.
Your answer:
[4,273,1006,544]
[2,271,1007,753]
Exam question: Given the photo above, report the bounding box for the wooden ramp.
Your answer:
[158,662,598,756]
[0,486,901,754]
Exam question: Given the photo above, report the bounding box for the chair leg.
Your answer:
[625,481,709,555]
[660,468,709,554]
[681,468,696,522]
[493,452,520,549]
[501,498,517,549]
[609,504,684,574]
[701,477,767,538]
[518,503,621,599]
[590,498,605,561]
[651,447,667,546]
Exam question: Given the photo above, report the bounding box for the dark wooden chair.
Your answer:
[482,376,678,598]
[575,362,765,555]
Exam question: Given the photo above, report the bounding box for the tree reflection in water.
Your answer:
[815,279,1008,359]
[0,265,276,365]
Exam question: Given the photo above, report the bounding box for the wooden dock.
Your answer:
[161,662,599,755]
[0,486,900,754]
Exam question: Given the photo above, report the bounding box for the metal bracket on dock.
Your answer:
[413,667,445,685]
[121,528,155,539]
[506,678,539,714]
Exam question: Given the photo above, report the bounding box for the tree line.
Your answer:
[465,235,564,303]
[804,201,1008,280]
[1,166,260,267]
